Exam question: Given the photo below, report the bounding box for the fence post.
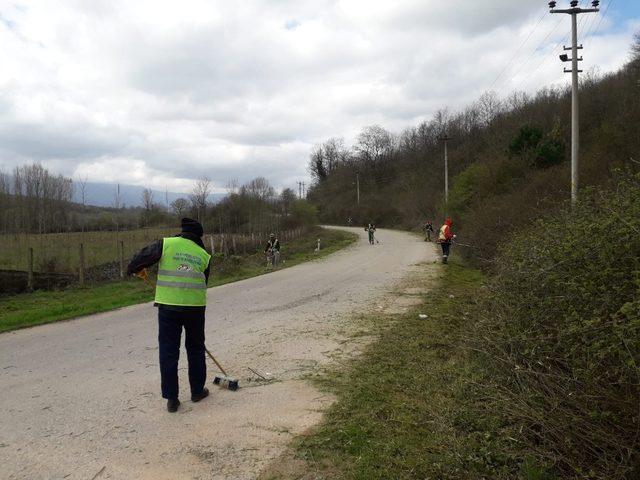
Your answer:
[27,247,34,291]
[79,243,85,286]
[119,240,125,279]
[210,234,215,255]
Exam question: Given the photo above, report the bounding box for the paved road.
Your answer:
[0,227,436,480]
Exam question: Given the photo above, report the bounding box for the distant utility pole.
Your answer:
[356,173,360,206]
[550,0,599,204]
[302,182,306,198]
[298,181,302,198]
[441,135,451,211]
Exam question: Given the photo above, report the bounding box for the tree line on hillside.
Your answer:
[308,33,640,265]
[0,164,314,236]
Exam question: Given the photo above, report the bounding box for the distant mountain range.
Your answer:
[73,181,225,208]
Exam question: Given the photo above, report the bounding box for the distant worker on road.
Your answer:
[264,233,281,267]
[127,218,211,413]
[424,220,434,242]
[365,223,377,245]
[437,217,455,264]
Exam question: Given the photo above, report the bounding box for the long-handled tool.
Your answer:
[205,346,239,391]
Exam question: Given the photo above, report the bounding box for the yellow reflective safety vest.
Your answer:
[155,237,211,307]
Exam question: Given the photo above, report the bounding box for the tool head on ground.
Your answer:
[204,346,239,391]
[213,375,239,391]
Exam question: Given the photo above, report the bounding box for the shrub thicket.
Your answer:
[472,173,640,479]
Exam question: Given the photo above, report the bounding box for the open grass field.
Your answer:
[0,227,176,273]
[0,226,313,275]
[0,227,358,333]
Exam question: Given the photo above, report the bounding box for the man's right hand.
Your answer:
[135,268,149,280]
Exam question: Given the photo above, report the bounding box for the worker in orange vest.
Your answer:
[437,217,456,264]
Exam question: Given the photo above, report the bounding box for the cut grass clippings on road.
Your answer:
[261,259,553,480]
[0,227,358,333]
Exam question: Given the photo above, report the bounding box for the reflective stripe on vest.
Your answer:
[155,237,211,307]
[158,269,205,280]
[156,280,207,289]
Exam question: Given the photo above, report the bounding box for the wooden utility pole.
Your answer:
[119,240,125,279]
[27,247,34,291]
[79,243,85,286]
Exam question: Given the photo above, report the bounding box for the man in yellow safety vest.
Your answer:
[127,218,211,413]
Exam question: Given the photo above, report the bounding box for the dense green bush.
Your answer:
[472,173,640,479]
[509,124,565,169]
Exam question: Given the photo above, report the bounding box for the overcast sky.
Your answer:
[1,0,638,195]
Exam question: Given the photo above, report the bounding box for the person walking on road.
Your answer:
[365,223,377,245]
[424,220,434,242]
[264,233,281,267]
[437,217,456,264]
[127,218,211,413]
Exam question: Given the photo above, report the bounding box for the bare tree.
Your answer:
[309,137,351,182]
[171,197,190,217]
[280,187,296,215]
[433,109,451,138]
[309,144,328,181]
[354,125,394,165]
[632,31,640,62]
[77,175,88,207]
[141,188,154,211]
[242,177,274,201]
[190,176,211,221]
[226,178,240,195]
[476,91,503,127]
[12,163,73,233]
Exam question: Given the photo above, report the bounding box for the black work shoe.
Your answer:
[167,398,180,413]
[191,387,209,403]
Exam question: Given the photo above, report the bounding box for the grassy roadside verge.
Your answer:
[262,259,545,480]
[0,227,358,333]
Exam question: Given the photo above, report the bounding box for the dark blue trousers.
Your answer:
[158,306,206,400]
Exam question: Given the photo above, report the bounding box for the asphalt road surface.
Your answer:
[0,227,436,480]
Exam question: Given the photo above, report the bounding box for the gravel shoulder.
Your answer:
[0,227,437,480]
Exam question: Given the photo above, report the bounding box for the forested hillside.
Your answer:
[301,35,640,479]
[308,33,639,265]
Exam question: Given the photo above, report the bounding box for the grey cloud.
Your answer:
[0,121,130,161]
[0,0,635,195]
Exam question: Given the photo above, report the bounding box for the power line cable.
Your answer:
[581,0,601,41]
[488,9,548,91]
[516,29,572,92]
[499,15,566,91]
[589,0,614,39]
[514,10,596,93]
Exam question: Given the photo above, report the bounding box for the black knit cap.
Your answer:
[181,217,204,238]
